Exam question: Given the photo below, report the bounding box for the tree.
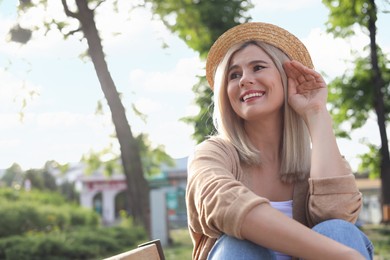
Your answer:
[323,0,390,222]
[136,133,174,177]
[147,0,254,143]
[82,133,174,178]
[24,168,57,191]
[1,163,23,188]
[13,0,149,230]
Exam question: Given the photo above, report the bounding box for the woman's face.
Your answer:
[226,44,284,122]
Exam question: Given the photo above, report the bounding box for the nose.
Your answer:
[239,71,254,88]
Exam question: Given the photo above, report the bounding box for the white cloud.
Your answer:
[0,113,24,129]
[96,1,153,46]
[134,97,162,114]
[129,69,146,83]
[130,56,203,93]
[303,27,369,79]
[0,1,84,58]
[0,138,20,148]
[337,116,382,171]
[149,120,196,159]
[0,111,116,170]
[0,70,41,112]
[34,112,112,129]
[185,104,201,118]
[0,111,113,132]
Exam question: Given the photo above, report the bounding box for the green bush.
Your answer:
[0,226,147,260]
[0,234,94,260]
[0,188,146,259]
[0,188,66,205]
[67,205,100,227]
[0,188,99,237]
[0,201,99,237]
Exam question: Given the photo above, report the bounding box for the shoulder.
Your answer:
[194,136,238,159]
[188,136,242,175]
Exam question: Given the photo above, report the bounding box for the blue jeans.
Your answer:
[207,219,374,259]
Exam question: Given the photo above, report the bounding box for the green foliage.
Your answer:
[136,133,174,176]
[1,162,66,193]
[58,180,79,202]
[323,0,390,178]
[81,133,174,177]
[1,163,23,187]
[147,0,254,143]
[25,168,57,191]
[148,0,253,58]
[0,187,65,205]
[163,228,193,260]
[131,103,148,124]
[362,224,390,258]
[0,188,99,238]
[322,0,376,37]
[358,142,381,179]
[328,55,373,134]
[81,141,123,177]
[0,187,146,259]
[0,225,146,260]
[327,49,390,173]
[9,25,32,44]
[181,76,216,143]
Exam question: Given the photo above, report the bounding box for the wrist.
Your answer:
[303,107,331,132]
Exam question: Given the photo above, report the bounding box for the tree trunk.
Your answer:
[368,0,390,223]
[72,0,150,231]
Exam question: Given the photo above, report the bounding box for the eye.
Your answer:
[253,65,265,71]
[229,72,241,80]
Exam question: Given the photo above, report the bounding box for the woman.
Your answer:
[186,22,373,260]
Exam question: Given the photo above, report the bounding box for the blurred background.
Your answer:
[0,0,389,259]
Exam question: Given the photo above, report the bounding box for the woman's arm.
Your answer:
[187,137,269,238]
[241,203,364,259]
[284,60,346,178]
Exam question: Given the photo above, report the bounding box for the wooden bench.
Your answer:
[103,239,165,260]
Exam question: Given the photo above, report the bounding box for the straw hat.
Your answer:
[206,22,314,90]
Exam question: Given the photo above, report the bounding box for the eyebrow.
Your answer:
[228,60,269,73]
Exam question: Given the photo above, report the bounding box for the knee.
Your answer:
[313,219,356,232]
[312,219,374,259]
[312,219,362,240]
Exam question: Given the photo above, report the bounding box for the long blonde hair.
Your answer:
[212,41,311,182]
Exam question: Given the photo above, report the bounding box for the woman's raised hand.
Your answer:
[283,60,328,120]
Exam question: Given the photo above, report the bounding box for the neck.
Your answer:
[244,115,282,163]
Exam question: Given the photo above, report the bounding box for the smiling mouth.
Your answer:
[241,92,265,102]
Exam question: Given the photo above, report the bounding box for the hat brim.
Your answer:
[206,22,314,90]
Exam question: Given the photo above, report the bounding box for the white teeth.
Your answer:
[242,92,264,101]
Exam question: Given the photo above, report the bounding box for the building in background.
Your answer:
[76,157,188,246]
[356,176,382,225]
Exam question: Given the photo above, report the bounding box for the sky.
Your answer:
[0,0,389,171]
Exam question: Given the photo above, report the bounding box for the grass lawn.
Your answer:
[362,224,390,259]
[164,225,390,259]
[163,228,193,260]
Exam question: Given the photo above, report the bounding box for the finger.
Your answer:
[287,76,298,98]
[288,61,327,91]
[297,74,316,85]
[284,61,315,87]
[289,61,318,83]
[289,61,325,84]
[283,61,301,80]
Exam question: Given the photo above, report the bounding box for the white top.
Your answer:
[269,200,293,260]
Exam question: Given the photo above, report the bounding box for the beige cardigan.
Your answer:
[186,136,362,260]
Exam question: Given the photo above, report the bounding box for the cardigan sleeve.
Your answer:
[306,159,362,226]
[186,137,269,239]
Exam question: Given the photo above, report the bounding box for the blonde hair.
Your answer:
[213,41,311,182]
